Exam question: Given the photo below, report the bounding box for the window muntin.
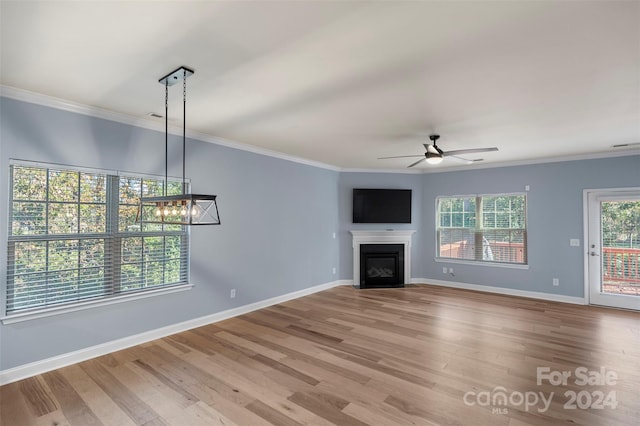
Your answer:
[6,163,189,315]
[437,194,527,265]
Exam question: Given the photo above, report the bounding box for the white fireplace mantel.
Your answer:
[350,230,416,288]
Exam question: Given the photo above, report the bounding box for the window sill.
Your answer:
[1,284,193,324]
[434,258,530,270]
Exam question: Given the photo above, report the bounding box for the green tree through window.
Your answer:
[6,163,189,314]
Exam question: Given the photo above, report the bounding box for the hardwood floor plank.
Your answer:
[287,391,369,426]
[193,352,294,400]
[252,353,320,386]
[129,359,200,407]
[342,400,438,426]
[2,284,639,425]
[0,382,40,426]
[189,391,276,426]
[19,376,57,417]
[219,329,372,385]
[385,392,509,426]
[42,369,103,426]
[33,410,72,426]
[60,364,137,426]
[113,363,189,410]
[79,359,158,425]
[180,400,239,426]
[245,400,304,426]
[139,417,170,426]
[319,345,437,389]
[215,330,288,361]
[141,345,254,407]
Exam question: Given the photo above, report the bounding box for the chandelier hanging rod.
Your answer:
[136,65,220,226]
[159,66,194,194]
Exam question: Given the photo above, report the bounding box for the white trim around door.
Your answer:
[584,187,640,310]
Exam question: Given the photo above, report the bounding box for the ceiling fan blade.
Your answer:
[448,155,474,164]
[378,154,424,159]
[448,155,485,164]
[407,157,426,168]
[613,142,640,148]
[442,147,498,156]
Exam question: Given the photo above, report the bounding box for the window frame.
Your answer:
[435,192,528,268]
[3,160,191,323]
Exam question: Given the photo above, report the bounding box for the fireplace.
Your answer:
[350,230,415,289]
[360,244,404,288]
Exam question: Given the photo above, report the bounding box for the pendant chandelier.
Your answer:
[137,66,221,226]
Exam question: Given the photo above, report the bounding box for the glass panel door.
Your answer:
[587,190,640,310]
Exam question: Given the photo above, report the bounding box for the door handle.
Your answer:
[590,252,600,257]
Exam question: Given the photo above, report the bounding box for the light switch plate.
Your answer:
[570,239,580,247]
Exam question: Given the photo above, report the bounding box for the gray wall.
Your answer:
[419,157,640,297]
[1,95,638,373]
[0,97,340,371]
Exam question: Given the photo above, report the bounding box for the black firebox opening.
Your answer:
[360,244,404,288]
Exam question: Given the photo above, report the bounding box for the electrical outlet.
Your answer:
[552,278,559,287]
[230,289,236,298]
[332,267,336,275]
[443,266,448,274]
[448,268,454,274]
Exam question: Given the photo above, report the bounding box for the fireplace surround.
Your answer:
[350,230,415,289]
[360,243,404,288]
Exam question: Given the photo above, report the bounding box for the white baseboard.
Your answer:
[340,278,584,305]
[411,278,586,305]
[0,280,348,386]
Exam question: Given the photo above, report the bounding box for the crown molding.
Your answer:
[1,85,163,132]
[343,148,640,174]
[418,149,640,174]
[339,167,424,174]
[342,148,639,174]
[2,85,637,175]
[0,85,340,172]
[188,131,341,172]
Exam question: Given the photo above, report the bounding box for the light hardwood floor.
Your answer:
[1,284,639,426]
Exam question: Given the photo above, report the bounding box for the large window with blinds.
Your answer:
[5,162,189,315]
[437,194,527,265]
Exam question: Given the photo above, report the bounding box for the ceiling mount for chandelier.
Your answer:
[137,66,221,226]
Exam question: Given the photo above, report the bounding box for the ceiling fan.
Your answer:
[378,134,498,167]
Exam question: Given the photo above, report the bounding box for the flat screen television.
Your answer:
[352,189,412,224]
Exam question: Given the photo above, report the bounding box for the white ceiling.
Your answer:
[1,1,639,170]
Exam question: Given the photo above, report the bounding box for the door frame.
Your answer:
[583,187,640,309]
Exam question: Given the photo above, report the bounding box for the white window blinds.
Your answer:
[6,163,189,315]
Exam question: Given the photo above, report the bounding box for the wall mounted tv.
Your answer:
[352,189,412,224]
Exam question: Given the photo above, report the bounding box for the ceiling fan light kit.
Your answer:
[425,152,444,165]
[137,66,221,226]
